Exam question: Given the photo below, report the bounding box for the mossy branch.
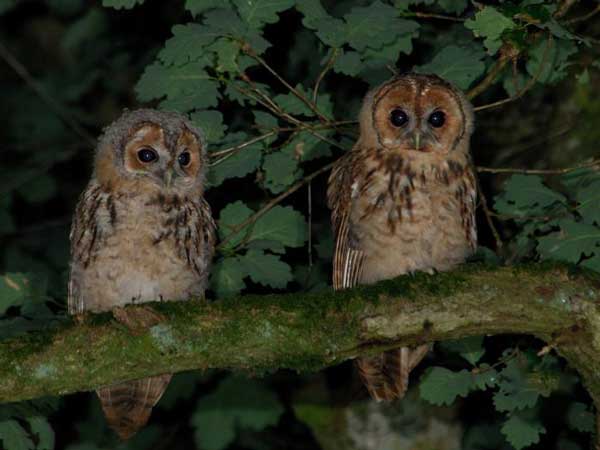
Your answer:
[1,263,600,408]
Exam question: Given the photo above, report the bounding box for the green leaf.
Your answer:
[438,0,468,15]
[0,195,15,235]
[208,38,242,73]
[190,110,227,144]
[295,0,329,29]
[282,132,331,162]
[314,17,347,48]
[493,357,541,412]
[472,365,499,390]
[185,0,227,16]
[252,206,307,248]
[0,419,32,450]
[441,336,485,365]
[465,6,516,54]
[210,257,246,298]
[537,220,600,267]
[217,201,254,247]
[273,84,332,117]
[501,414,545,450]
[526,38,577,85]
[0,273,33,314]
[232,0,294,28]
[208,134,262,186]
[203,8,271,54]
[576,182,600,225]
[136,61,219,112]
[239,250,293,288]
[27,417,54,450]
[415,44,486,90]
[191,375,283,450]
[158,24,220,66]
[494,175,566,217]
[333,50,363,76]
[566,402,594,433]
[343,1,419,52]
[101,0,144,9]
[419,367,472,406]
[262,152,299,194]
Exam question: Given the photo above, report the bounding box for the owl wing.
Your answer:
[173,197,216,292]
[327,151,366,290]
[68,183,114,314]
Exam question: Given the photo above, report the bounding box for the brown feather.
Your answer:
[97,374,172,440]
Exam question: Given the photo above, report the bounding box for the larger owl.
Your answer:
[68,109,216,439]
[328,73,477,401]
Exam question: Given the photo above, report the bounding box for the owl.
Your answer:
[327,73,477,401]
[68,109,216,439]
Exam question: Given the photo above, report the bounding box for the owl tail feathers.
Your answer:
[355,345,430,402]
[96,374,172,440]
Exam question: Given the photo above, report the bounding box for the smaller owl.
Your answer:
[68,109,216,439]
[328,73,477,401]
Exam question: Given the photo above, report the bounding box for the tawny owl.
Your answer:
[68,109,216,439]
[328,73,477,401]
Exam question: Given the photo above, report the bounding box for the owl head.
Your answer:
[358,73,474,156]
[93,109,207,194]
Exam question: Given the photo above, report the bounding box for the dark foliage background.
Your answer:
[1,0,600,449]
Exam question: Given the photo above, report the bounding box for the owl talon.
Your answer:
[112,306,166,334]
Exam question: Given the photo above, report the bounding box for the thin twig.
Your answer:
[308,181,313,269]
[0,41,95,147]
[476,175,503,249]
[404,11,466,22]
[467,45,517,100]
[242,46,331,123]
[554,0,577,19]
[477,158,600,175]
[218,160,337,250]
[313,48,339,104]
[474,34,553,112]
[565,3,600,24]
[210,131,277,159]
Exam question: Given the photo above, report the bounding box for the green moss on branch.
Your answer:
[0,263,599,406]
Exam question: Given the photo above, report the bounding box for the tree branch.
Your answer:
[1,264,600,410]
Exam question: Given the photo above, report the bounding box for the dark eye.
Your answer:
[137,148,158,163]
[390,108,409,127]
[178,151,191,167]
[428,111,446,128]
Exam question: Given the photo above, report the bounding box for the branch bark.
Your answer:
[1,263,600,408]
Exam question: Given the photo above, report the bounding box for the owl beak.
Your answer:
[163,171,173,189]
[412,131,421,152]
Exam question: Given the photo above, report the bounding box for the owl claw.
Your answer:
[112,305,166,334]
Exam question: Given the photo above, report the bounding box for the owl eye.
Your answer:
[428,111,446,128]
[389,108,409,127]
[178,151,191,167]
[137,148,158,163]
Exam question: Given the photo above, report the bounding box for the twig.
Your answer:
[565,3,600,24]
[308,181,313,269]
[0,41,95,147]
[242,45,331,123]
[218,160,337,249]
[476,175,503,249]
[467,45,517,100]
[313,48,339,104]
[474,34,553,112]
[209,131,277,159]
[477,158,600,175]
[554,0,577,19]
[404,11,466,22]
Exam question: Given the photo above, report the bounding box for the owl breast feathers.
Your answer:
[327,73,477,401]
[68,109,216,439]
